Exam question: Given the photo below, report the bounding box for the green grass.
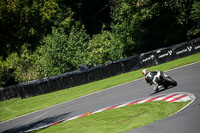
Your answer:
[37,101,190,133]
[0,53,200,122]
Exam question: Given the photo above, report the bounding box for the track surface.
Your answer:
[0,62,200,133]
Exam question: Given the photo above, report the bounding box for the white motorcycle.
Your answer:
[153,71,177,91]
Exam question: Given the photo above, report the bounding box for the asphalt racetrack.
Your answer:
[0,62,200,133]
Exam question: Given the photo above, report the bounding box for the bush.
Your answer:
[87,31,124,66]
[13,44,42,83]
[40,24,90,77]
[0,53,19,87]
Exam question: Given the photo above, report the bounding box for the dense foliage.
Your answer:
[0,0,199,87]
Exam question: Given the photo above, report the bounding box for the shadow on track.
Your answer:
[2,112,73,133]
[149,86,175,95]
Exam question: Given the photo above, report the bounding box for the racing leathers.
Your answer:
[144,70,165,91]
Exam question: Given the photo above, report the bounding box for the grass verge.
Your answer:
[0,53,200,122]
[37,101,190,133]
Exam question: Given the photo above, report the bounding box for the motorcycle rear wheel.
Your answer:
[163,77,177,87]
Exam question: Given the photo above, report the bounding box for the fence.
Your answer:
[0,38,200,101]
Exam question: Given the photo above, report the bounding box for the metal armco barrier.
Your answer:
[1,38,200,101]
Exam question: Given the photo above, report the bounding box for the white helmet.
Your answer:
[142,69,148,75]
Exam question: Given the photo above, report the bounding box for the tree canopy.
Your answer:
[0,0,199,87]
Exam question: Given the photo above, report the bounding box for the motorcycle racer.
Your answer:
[142,69,165,91]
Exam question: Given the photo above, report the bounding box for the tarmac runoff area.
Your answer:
[25,92,196,132]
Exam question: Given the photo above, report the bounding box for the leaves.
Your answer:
[87,31,123,66]
[39,24,90,77]
[40,0,58,21]
[0,0,199,87]
[187,1,200,37]
[111,0,199,55]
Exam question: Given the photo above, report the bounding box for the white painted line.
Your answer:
[170,93,196,117]
[24,92,196,132]
[1,61,199,124]
[174,96,191,102]
[154,95,170,101]
[165,61,200,72]
[64,116,80,122]
[165,94,184,102]
[115,103,129,108]
[93,107,108,114]
[23,113,46,125]
[137,97,153,104]
[24,125,49,132]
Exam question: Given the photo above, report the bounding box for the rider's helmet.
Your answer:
[142,69,148,76]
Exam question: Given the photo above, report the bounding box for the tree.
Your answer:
[40,23,90,77]
[188,1,200,38]
[0,0,72,59]
[87,31,124,66]
[110,0,199,56]
[0,54,18,87]
[14,44,42,83]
